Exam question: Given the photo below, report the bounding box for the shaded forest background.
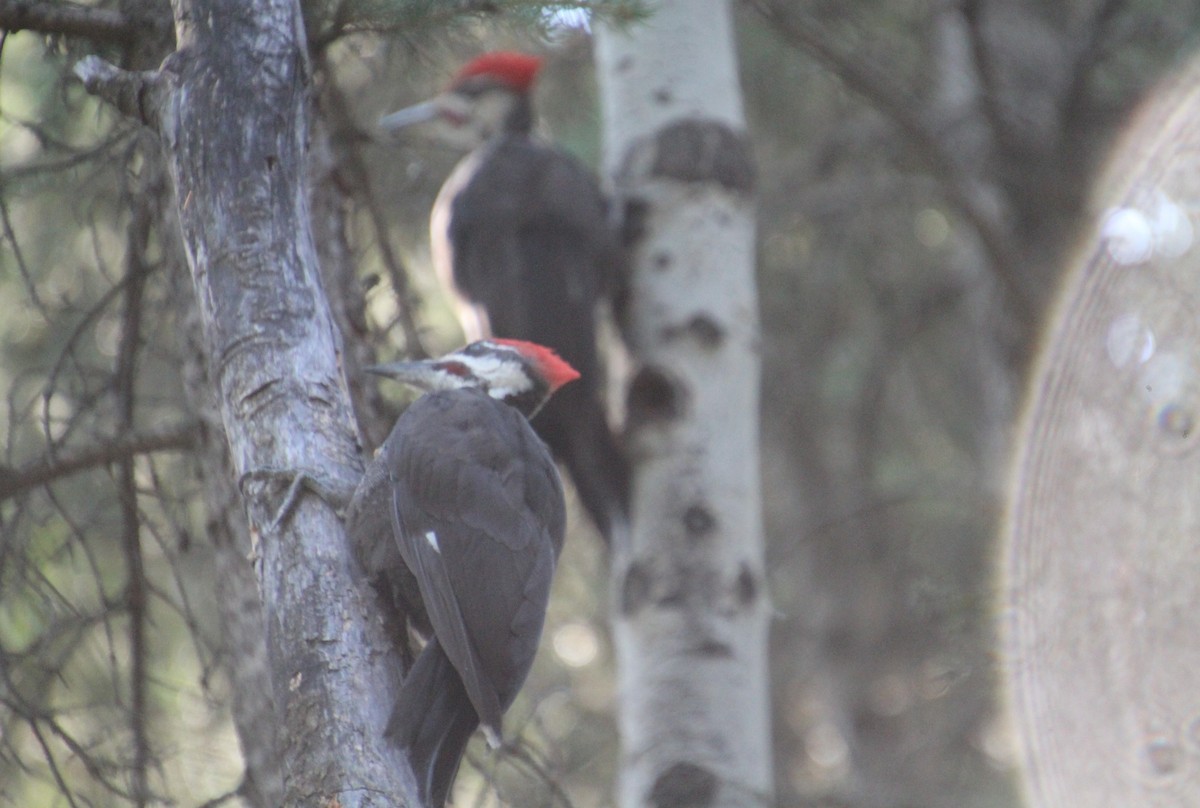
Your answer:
[2,1,1199,806]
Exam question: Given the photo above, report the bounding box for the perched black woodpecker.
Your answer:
[379,51,629,544]
[348,338,577,808]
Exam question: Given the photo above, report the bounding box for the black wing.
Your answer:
[445,137,630,542]
[385,390,564,737]
[346,450,429,643]
[447,135,620,382]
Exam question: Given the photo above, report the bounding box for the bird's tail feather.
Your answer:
[387,637,479,807]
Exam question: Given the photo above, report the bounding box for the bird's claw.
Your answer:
[240,468,355,532]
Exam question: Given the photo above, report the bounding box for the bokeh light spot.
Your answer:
[552,621,599,668]
[1101,207,1154,265]
[1156,402,1195,441]
[805,720,849,770]
[1099,190,1194,266]
[1105,314,1155,367]
[1149,191,1193,259]
[914,208,950,248]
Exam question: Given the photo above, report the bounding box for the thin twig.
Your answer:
[0,421,200,501]
[23,718,83,808]
[0,192,48,317]
[959,0,1010,149]
[114,179,154,807]
[309,0,507,52]
[1,663,139,801]
[0,0,165,46]
[1058,0,1129,135]
[320,72,429,358]
[743,0,1034,321]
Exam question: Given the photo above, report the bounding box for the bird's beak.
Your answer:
[365,360,439,391]
[378,99,439,133]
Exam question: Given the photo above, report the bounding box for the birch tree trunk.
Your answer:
[595,4,774,806]
[76,1,413,804]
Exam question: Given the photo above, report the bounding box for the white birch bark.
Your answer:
[595,4,774,806]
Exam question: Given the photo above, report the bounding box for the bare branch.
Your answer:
[0,0,157,45]
[0,422,200,501]
[1059,0,1130,133]
[959,0,1009,149]
[1,663,141,802]
[0,193,48,318]
[23,717,84,808]
[73,56,165,130]
[744,0,1034,322]
[319,70,428,360]
[309,0,505,52]
[114,175,156,808]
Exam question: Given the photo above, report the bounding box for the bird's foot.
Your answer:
[240,468,357,532]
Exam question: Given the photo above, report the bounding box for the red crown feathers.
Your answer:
[492,339,580,391]
[450,52,543,92]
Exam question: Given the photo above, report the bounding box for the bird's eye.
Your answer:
[439,109,470,128]
[441,361,470,377]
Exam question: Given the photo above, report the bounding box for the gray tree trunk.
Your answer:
[75,1,414,804]
[595,4,774,806]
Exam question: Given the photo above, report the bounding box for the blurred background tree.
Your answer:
[1,1,1198,807]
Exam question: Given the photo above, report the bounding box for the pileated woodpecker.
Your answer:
[380,51,629,543]
[348,339,577,808]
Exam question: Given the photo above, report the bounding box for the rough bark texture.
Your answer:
[596,4,773,806]
[77,1,415,804]
[1005,59,1200,806]
[171,264,283,807]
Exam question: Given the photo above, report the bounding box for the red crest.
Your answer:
[492,339,580,391]
[451,52,543,92]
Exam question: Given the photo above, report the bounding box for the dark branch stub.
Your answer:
[734,563,758,609]
[615,119,756,194]
[648,761,719,808]
[682,503,716,538]
[73,56,167,131]
[661,313,725,349]
[621,559,654,616]
[648,120,755,193]
[627,364,685,429]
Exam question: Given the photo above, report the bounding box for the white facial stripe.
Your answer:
[425,530,440,553]
[459,352,533,399]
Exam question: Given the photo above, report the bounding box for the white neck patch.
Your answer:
[458,352,533,400]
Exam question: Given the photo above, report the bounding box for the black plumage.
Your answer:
[380,388,564,807]
[439,132,630,544]
[381,52,630,544]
